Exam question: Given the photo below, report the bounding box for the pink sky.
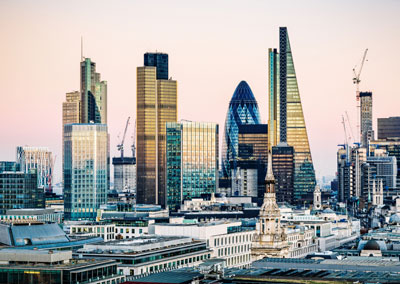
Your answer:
[1,0,399,183]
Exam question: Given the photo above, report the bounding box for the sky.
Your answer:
[0,0,399,184]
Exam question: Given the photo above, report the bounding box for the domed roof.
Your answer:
[230,81,257,103]
[390,213,400,224]
[322,208,334,214]
[363,240,381,251]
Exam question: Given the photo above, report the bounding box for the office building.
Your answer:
[221,81,261,186]
[370,139,400,196]
[0,168,44,214]
[112,157,136,193]
[144,52,169,80]
[137,53,177,207]
[360,91,373,147]
[63,91,81,126]
[0,161,19,172]
[150,221,254,268]
[63,124,109,220]
[272,143,294,204]
[80,58,107,124]
[75,236,211,277]
[166,121,218,211]
[378,116,400,140]
[232,124,268,198]
[268,27,316,203]
[0,249,124,284]
[336,146,367,203]
[16,146,53,192]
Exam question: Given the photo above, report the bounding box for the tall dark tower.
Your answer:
[144,52,169,80]
[279,27,287,143]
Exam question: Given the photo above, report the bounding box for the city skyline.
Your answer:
[1,0,400,183]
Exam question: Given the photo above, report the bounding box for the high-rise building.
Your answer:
[235,124,268,198]
[272,143,294,204]
[336,145,367,203]
[63,124,109,220]
[166,121,218,211]
[80,58,107,124]
[378,117,400,140]
[360,92,373,147]
[0,168,44,214]
[112,157,136,193]
[268,27,316,203]
[144,52,168,80]
[63,91,81,126]
[16,147,53,192]
[136,53,177,206]
[221,81,261,186]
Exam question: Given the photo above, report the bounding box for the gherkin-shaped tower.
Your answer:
[221,81,261,181]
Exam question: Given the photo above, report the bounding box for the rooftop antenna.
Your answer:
[81,36,84,61]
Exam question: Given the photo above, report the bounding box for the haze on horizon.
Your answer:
[0,0,399,183]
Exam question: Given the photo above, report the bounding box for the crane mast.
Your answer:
[117,117,131,158]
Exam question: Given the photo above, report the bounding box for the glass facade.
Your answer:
[16,147,53,192]
[360,91,373,147]
[63,124,109,220]
[166,121,219,211]
[272,143,294,204]
[144,52,169,80]
[221,81,261,183]
[268,27,316,203]
[378,117,400,140]
[80,58,107,124]
[0,169,44,214]
[136,58,177,207]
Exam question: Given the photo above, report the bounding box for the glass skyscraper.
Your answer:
[80,58,107,124]
[144,52,169,80]
[63,124,109,220]
[360,91,373,147]
[268,27,316,203]
[166,121,218,211]
[137,53,177,207]
[221,81,261,184]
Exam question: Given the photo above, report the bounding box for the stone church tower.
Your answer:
[251,152,289,261]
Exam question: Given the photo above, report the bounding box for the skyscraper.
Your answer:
[272,143,294,204]
[378,117,400,140]
[16,146,53,192]
[136,53,177,206]
[166,121,218,211]
[268,27,316,203]
[221,81,261,186]
[63,124,109,220]
[360,91,373,147]
[144,52,169,80]
[63,91,81,126]
[80,58,107,124]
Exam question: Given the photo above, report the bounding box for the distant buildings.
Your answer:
[378,116,400,140]
[0,168,44,214]
[63,124,109,220]
[136,52,177,207]
[221,81,261,187]
[268,27,316,203]
[16,146,53,192]
[166,121,218,211]
[112,157,136,193]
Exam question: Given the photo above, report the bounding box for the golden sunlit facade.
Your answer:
[136,66,177,206]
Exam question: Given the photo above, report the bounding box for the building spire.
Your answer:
[81,36,84,61]
[266,151,274,181]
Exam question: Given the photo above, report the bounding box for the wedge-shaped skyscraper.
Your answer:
[268,27,316,202]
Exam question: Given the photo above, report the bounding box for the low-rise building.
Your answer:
[75,235,211,277]
[0,249,125,284]
[149,220,254,268]
[0,208,63,223]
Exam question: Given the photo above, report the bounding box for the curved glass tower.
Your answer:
[221,81,261,181]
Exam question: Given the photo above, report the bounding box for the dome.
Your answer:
[363,240,381,251]
[322,208,334,214]
[390,213,400,224]
[221,81,261,179]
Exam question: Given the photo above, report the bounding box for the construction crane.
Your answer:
[345,111,355,145]
[131,119,136,158]
[117,117,130,158]
[353,48,368,100]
